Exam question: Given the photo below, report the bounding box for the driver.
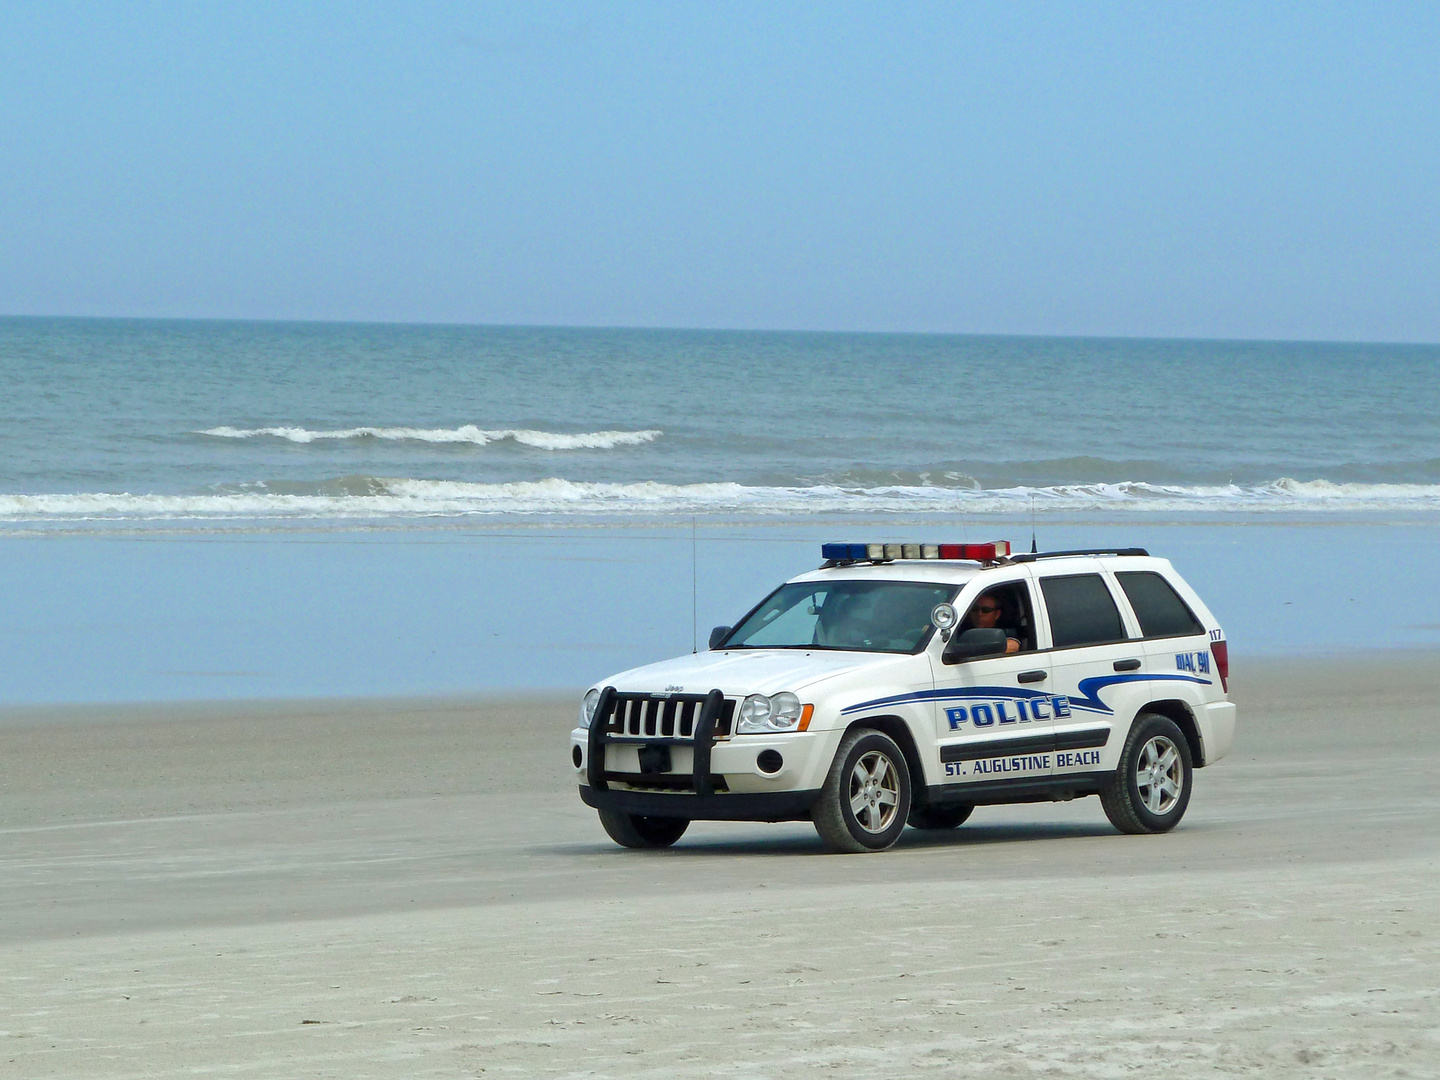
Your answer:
[969,591,1021,654]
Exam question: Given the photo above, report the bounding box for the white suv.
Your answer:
[571,543,1235,853]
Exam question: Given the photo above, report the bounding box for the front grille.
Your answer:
[601,692,736,740]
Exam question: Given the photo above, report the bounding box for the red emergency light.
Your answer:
[936,542,1010,561]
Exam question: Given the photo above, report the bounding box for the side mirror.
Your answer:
[943,627,1009,664]
[708,625,732,650]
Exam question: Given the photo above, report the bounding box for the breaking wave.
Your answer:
[195,426,662,450]
[4,477,1440,524]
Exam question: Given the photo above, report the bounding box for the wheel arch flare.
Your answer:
[842,713,928,789]
[1134,698,1205,767]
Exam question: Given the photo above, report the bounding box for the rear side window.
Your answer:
[1040,574,1126,649]
[1116,572,1205,638]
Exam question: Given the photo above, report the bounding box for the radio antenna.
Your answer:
[1030,493,1038,554]
[691,517,698,653]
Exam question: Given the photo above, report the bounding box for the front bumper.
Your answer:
[580,784,820,822]
[578,685,834,798]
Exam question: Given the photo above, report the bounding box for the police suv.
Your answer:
[572,543,1234,853]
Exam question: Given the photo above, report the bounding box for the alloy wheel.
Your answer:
[1135,734,1183,815]
[849,750,900,833]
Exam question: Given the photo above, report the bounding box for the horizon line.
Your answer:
[1,312,1436,350]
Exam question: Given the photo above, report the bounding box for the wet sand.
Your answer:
[3,655,1439,1078]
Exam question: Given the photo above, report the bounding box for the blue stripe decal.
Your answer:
[841,674,1211,717]
[1068,673,1212,715]
[841,685,1054,716]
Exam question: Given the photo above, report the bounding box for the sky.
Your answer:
[2,1,1437,341]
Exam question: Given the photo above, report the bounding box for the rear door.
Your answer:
[928,571,1056,790]
[1032,563,1147,778]
[1112,568,1219,701]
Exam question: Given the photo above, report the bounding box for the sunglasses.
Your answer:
[974,605,1001,614]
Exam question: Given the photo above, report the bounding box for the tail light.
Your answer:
[1210,639,1229,693]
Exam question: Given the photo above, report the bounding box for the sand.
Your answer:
[3,655,1439,1078]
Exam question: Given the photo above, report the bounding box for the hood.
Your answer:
[599,648,901,698]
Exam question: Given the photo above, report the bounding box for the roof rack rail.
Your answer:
[1009,547,1149,563]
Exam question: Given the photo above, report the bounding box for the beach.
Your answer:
[5,654,1438,1078]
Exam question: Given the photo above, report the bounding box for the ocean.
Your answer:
[3,318,1439,526]
[2,318,1437,703]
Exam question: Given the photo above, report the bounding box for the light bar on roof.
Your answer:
[821,541,1010,563]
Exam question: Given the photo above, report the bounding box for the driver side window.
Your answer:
[959,581,1037,651]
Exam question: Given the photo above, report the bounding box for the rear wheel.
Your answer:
[813,728,912,853]
[597,809,690,849]
[1100,713,1193,834]
[907,802,974,830]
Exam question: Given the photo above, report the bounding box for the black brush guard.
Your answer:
[582,686,821,822]
[586,686,727,795]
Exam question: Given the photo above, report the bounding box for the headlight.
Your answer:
[580,688,600,729]
[737,691,809,733]
[740,694,772,726]
[771,692,803,725]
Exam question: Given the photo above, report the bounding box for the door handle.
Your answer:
[1113,658,1142,671]
[1017,670,1047,683]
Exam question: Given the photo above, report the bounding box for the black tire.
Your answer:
[907,802,974,830]
[1100,713,1193,834]
[597,809,690,849]
[813,728,912,853]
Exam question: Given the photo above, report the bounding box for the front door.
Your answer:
[928,573,1056,793]
[1032,563,1147,779]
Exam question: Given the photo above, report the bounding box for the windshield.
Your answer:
[723,580,958,653]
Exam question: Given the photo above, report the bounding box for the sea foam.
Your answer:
[4,477,1440,524]
[196,426,662,450]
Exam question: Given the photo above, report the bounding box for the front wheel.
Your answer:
[813,728,912,853]
[1100,713,1193,834]
[597,809,690,849]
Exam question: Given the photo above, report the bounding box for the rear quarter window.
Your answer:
[1116,571,1205,638]
[1039,574,1126,649]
